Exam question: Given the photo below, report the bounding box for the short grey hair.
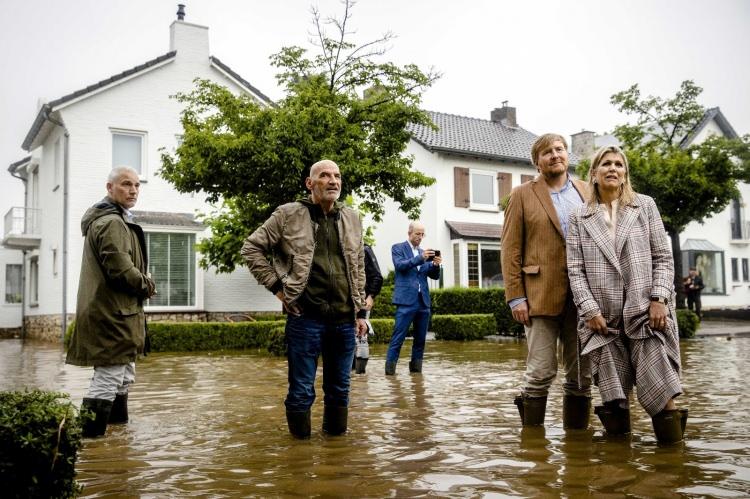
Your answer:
[408,221,425,234]
[108,165,139,183]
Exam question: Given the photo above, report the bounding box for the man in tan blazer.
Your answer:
[501,133,591,428]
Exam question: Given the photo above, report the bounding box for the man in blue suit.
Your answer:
[386,221,442,375]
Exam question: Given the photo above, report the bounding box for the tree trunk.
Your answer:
[669,230,687,309]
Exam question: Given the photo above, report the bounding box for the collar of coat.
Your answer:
[579,196,643,275]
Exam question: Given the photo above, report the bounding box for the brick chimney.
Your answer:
[491,101,517,128]
[571,130,596,159]
[169,4,209,62]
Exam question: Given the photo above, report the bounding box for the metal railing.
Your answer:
[3,207,41,238]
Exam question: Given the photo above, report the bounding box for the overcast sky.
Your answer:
[1,0,749,220]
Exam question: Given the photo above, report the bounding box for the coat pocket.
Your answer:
[522,265,540,275]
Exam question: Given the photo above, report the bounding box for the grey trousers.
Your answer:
[86,362,136,401]
[523,301,590,398]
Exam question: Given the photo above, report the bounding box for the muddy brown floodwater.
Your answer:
[1,336,749,497]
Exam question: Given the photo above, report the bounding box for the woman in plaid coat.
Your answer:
[566,145,687,444]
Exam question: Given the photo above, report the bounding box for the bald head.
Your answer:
[408,221,425,247]
[310,159,339,178]
[306,159,342,212]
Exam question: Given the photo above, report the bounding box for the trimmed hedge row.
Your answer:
[0,390,84,498]
[146,313,497,353]
[372,286,522,337]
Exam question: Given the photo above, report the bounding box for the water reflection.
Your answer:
[1,337,749,497]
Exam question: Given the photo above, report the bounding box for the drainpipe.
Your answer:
[10,169,27,339]
[46,112,70,344]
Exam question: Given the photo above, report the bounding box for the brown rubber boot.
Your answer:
[594,404,631,435]
[563,395,591,430]
[651,409,685,444]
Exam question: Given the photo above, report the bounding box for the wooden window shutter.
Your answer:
[497,172,512,199]
[454,167,470,207]
[521,174,535,184]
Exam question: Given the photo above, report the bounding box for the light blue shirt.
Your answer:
[550,175,583,239]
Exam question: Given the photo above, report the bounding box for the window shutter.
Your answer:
[521,174,535,184]
[454,167,470,207]
[497,172,512,199]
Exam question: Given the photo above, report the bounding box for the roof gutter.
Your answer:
[45,111,70,344]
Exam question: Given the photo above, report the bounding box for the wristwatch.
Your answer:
[650,296,668,305]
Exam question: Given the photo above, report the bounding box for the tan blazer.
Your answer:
[501,175,588,317]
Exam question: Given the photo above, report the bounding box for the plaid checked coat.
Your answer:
[566,194,681,415]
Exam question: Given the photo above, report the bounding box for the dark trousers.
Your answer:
[284,314,356,412]
[687,292,702,318]
[386,295,430,363]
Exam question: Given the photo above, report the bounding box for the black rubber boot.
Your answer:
[652,409,685,444]
[108,393,129,424]
[514,395,547,426]
[81,398,113,438]
[679,408,689,435]
[286,410,312,439]
[322,406,348,435]
[595,404,631,435]
[563,395,591,430]
[385,360,397,376]
[355,357,368,374]
[409,359,423,373]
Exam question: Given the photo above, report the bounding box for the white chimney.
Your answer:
[169,4,209,62]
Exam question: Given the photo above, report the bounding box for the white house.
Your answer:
[571,108,750,309]
[1,10,280,342]
[370,105,548,290]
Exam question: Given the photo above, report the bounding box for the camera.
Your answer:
[426,249,440,262]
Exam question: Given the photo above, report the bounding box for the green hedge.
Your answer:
[148,321,286,353]
[432,314,496,340]
[0,390,84,498]
[676,309,700,339]
[372,286,522,337]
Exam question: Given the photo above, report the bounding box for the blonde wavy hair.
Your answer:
[587,145,636,209]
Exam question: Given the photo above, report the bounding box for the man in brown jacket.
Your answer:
[242,159,367,439]
[66,166,156,438]
[501,133,591,428]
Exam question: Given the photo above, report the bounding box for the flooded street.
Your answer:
[2,337,749,497]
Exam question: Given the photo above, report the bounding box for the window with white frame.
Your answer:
[29,257,39,305]
[470,170,498,210]
[146,232,196,307]
[466,242,502,288]
[5,264,22,304]
[112,130,146,176]
[743,258,749,282]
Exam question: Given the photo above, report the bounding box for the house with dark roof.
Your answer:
[370,104,556,289]
[1,9,279,341]
[571,108,749,309]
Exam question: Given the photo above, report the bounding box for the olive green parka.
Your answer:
[66,197,154,367]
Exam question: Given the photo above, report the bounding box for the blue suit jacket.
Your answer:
[391,241,441,306]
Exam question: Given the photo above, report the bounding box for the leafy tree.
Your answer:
[609,80,750,307]
[160,1,439,272]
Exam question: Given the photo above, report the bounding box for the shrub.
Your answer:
[432,314,496,340]
[148,321,287,352]
[676,309,700,339]
[0,390,84,498]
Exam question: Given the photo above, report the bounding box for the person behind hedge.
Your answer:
[352,244,384,374]
[66,166,156,438]
[385,221,441,375]
[241,159,368,439]
[566,145,687,443]
[501,133,592,429]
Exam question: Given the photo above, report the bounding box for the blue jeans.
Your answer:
[284,314,356,412]
[386,297,430,362]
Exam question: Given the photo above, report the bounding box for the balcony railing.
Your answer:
[730,220,750,241]
[3,207,41,239]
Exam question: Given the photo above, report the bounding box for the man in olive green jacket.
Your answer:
[66,166,155,437]
[242,159,367,439]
